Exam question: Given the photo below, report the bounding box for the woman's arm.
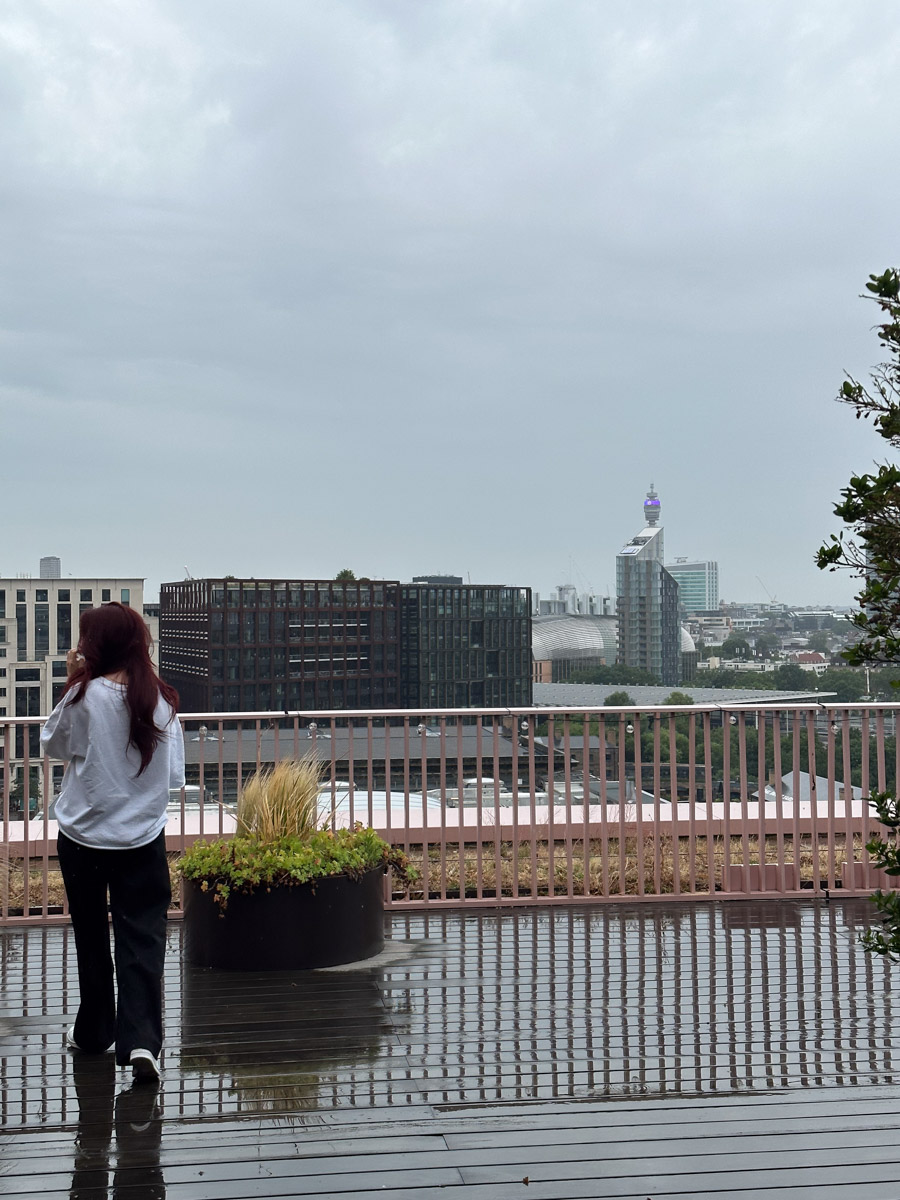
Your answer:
[40,655,89,762]
[168,713,186,791]
[40,694,77,761]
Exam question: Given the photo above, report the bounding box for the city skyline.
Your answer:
[0,545,860,611]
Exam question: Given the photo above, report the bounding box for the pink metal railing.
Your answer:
[2,703,899,924]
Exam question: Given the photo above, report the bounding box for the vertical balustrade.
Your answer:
[3,702,900,922]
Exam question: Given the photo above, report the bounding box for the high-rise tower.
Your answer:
[616,487,681,685]
[643,485,661,527]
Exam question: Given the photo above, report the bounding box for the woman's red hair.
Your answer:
[65,602,179,774]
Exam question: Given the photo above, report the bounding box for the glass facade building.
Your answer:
[616,526,682,686]
[399,584,532,708]
[666,560,719,614]
[160,578,533,713]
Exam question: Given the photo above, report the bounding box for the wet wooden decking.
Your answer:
[3,899,900,1198]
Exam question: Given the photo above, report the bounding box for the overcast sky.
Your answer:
[2,1,897,606]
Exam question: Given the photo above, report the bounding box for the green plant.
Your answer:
[235,756,321,840]
[177,756,418,909]
[815,269,900,957]
[860,790,900,961]
[179,826,416,910]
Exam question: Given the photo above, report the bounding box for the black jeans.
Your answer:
[58,830,171,1065]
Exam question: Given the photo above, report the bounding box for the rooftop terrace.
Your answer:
[4,701,900,1196]
[3,899,900,1198]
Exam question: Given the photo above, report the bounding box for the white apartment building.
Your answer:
[0,576,144,719]
[0,575,144,813]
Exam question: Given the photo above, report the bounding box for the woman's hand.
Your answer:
[66,648,85,678]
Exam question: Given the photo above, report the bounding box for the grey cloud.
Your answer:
[1,1,896,601]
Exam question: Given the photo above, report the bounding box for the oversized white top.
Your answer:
[40,678,185,850]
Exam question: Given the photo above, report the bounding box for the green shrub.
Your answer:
[178,825,417,910]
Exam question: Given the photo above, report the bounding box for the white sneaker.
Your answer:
[129,1049,161,1083]
[65,1025,113,1053]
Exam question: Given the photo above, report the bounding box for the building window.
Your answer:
[16,590,25,603]
[16,685,41,716]
[58,589,70,602]
[16,605,27,658]
[101,589,111,602]
[57,604,72,653]
[52,660,68,678]
[36,589,48,603]
[0,590,4,618]
[80,590,92,602]
[34,605,49,660]
[120,589,130,605]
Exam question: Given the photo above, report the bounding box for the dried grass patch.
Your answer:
[394,833,862,900]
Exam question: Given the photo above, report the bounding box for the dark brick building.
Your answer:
[159,577,531,713]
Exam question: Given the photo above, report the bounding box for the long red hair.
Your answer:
[65,603,179,774]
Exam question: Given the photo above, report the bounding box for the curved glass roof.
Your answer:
[532,615,618,661]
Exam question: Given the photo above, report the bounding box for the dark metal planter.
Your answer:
[183,867,385,970]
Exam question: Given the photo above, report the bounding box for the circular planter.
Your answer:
[182,866,385,970]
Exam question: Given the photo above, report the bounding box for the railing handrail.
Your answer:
[6,699,900,727]
[3,700,899,924]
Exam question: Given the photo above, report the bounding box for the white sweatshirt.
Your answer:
[40,678,185,850]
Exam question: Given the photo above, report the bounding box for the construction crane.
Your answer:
[756,576,777,604]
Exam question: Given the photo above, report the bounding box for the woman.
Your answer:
[41,602,185,1083]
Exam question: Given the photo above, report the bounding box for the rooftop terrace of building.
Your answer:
[4,900,900,1198]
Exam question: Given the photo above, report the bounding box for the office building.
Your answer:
[40,556,61,580]
[0,574,143,719]
[534,585,613,617]
[159,577,532,713]
[160,579,400,713]
[615,488,681,686]
[399,581,531,708]
[0,573,144,806]
[666,559,719,613]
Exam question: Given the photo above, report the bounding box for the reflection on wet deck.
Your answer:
[3,900,900,1198]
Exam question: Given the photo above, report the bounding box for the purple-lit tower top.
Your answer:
[643,485,661,526]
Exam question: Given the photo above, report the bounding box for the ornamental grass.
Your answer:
[176,756,417,909]
[235,755,322,841]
